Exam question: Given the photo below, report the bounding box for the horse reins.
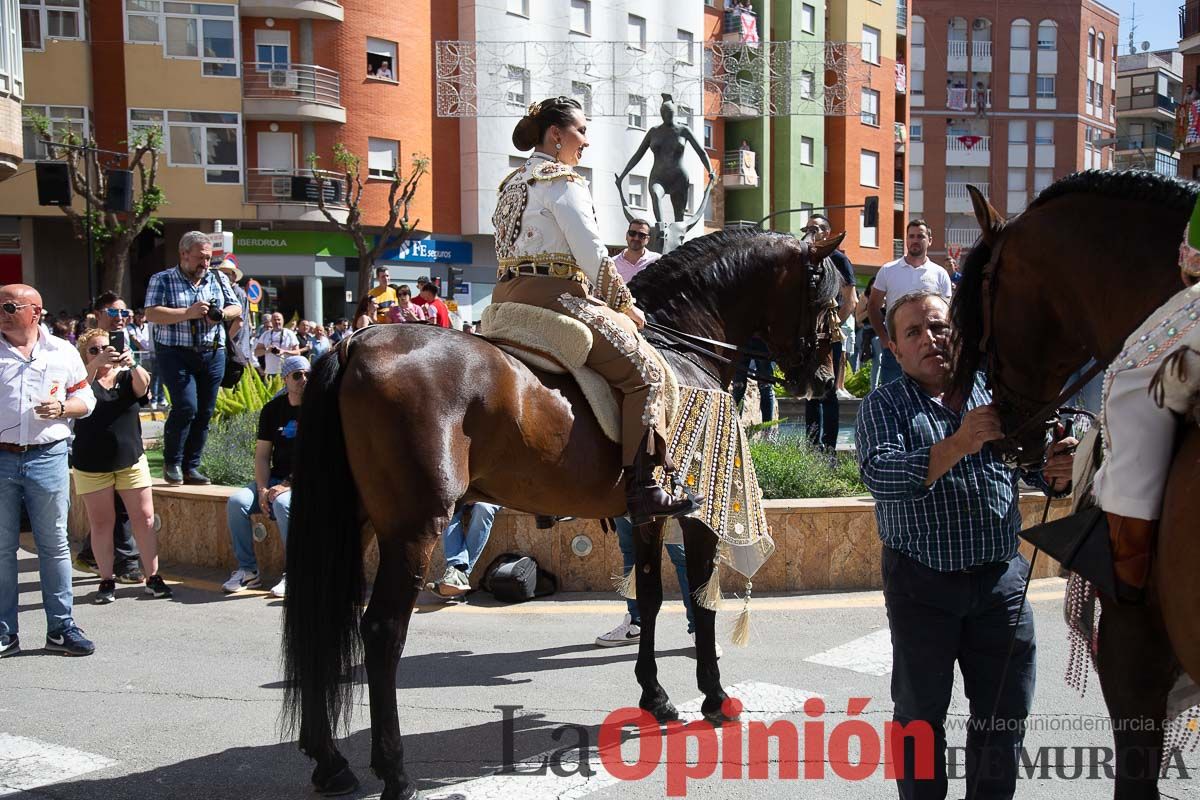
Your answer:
[643,321,786,386]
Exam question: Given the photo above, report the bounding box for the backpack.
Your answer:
[481,553,558,603]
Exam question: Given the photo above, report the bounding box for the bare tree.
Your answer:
[308,143,430,299]
[28,112,166,294]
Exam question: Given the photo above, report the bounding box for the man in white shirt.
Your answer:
[867,219,953,387]
[255,312,301,376]
[613,218,661,284]
[0,284,98,658]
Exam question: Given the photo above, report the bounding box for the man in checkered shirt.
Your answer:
[855,290,1075,800]
[143,231,241,486]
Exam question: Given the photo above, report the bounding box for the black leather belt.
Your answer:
[0,441,57,454]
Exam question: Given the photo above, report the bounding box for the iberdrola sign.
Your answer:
[234,231,473,263]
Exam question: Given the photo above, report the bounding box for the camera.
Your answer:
[270,346,281,355]
[206,306,224,323]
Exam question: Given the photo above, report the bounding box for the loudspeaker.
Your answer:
[35,161,72,206]
[104,169,134,213]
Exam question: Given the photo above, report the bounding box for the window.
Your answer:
[505,65,530,108]
[627,13,646,51]
[911,16,925,47]
[574,165,593,196]
[569,0,590,35]
[628,175,647,209]
[1007,168,1026,191]
[1034,120,1053,145]
[1010,19,1030,50]
[122,2,238,77]
[1098,32,1105,62]
[1035,74,1055,99]
[22,105,87,160]
[910,165,923,190]
[801,4,815,34]
[132,108,241,183]
[1036,20,1056,50]
[678,104,694,130]
[676,29,694,64]
[254,30,289,71]
[1008,73,1028,97]
[20,0,83,50]
[911,69,924,95]
[368,137,398,180]
[1008,120,1027,143]
[799,70,814,99]
[862,25,881,65]
[570,80,593,116]
[859,210,878,247]
[367,38,397,80]
[506,0,528,17]
[1086,78,1094,105]
[703,120,713,149]
[860,149,879,187]
[909,121,923,141]
[1087,28,1095,59]
[800,136,814,165]
[860,88,880,126]
[1033,168,1053,193]
[627,94,645,128]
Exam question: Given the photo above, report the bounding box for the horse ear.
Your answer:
[808,232,846,264]
[967,185,1003,246]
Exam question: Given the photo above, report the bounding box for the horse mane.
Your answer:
[949,169,1200,398]
[630,228,838,325]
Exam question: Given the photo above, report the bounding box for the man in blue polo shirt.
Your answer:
[856,291,1076,800]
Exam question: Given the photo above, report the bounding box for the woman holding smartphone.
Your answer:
[71,329,171,604]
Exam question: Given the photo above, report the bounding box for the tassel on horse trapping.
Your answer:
[730,580,753,648]
[694,551,724,611]
[613,569,636,600]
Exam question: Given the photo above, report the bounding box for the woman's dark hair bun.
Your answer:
[511,96,584,152]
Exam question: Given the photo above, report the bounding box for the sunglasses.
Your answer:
[87,345,107,355]
[105,308,133,318]
[626,231,650,239]
[0,302,32,314]
[288,371,309,381]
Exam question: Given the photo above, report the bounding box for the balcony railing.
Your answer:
[896,1,907,31]
[239,0,343,20]
[243,62,342,108]
[1115,93,1178,114]
[945,228,982,248]
[946,87,991,111]
[946,135,990,154]
[972,41,993,60]
[947,40,968,59]
[894,182,905,203]
[1181,3,1200,40]
[946,182,988,201]
[723,149,758,188]
[245,168,348,207]
[1113,132,1178,153]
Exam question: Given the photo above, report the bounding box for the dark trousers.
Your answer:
[77,494,139,572]
[882,547,1036,800]
[805,340,843,450]
[157,345,225,471]
[731,336,777,422]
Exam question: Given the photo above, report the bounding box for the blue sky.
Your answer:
[1116,0,1182,55]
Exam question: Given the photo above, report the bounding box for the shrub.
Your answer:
[213,368,284,423]
[844,364,871,398]
[748,432,867,499]
[199,411,258,487]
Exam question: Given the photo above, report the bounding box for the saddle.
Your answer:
[479,302,679,443]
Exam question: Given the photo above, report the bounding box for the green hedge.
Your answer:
[198,411,259,487]
[748,431,866,499]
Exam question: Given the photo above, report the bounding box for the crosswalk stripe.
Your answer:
[0,733,117,796]
[803,628,894,677]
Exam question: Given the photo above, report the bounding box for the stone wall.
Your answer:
[68,483,1070,595]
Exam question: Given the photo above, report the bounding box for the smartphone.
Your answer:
[110,330,126,352]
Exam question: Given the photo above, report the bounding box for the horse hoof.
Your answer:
[702,696,742,725]
[311,762,360,796]
[641,701,680,724]
[381,785,419,800]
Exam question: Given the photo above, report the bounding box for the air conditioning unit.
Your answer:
[269,69,299,90]
[270,176,292,198]
[972,19,987,30]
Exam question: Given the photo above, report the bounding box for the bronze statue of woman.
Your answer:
[615,93,715,225]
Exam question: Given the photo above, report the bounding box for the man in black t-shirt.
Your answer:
[803,215,857,455]
[222,356,307,598]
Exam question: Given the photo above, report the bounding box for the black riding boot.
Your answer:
[624,439,702,526]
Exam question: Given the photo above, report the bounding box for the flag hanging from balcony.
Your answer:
[957,135,983,150]
[895,63,906,94]
[738,11,759,43]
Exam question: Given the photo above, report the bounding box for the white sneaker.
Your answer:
[595,614,641,647]
[691,632,723,659]
[222,569,261,593]
[269,575,286,598]
[836,388,856,400]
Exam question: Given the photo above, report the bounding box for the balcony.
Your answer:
[723,8,760,44]
[1181,3,1200,55]
[947,39,968,72]
[242,62,346,123]
[946,135,990,166]
[894,181,905,211]
[893,239,904,258]
[245,168,349,223]
[947,87,992,113]
[1114,132,1178,153]
[971,40,992,72]
[1116,93,1179,121]
[946,181,987,213]
[945,228,982,249]
[238,0,343,20]
[896,1,908,32]
[723,149,758,189]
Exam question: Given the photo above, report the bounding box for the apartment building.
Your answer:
[1176,2,1200,180]
[2,0,462,321]
[910,0,1118,259]
[0,1,23,284]
[1114,49,1182,176]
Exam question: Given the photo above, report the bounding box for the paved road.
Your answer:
[2,547,1197,799]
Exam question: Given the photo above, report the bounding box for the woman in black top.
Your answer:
[72,330,171,603]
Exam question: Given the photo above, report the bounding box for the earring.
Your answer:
[554,142,562,161]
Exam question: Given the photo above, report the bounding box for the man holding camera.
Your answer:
[144,231,242,486]
[255,312,301,377]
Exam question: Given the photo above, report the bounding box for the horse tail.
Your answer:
[282,343,364,752]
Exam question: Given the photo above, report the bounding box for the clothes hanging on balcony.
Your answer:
[957,135,983,150]
[739,11,759,43]
[895,63,907,94]
[947,87,967,111]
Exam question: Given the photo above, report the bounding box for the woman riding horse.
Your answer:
[491,95,697,524]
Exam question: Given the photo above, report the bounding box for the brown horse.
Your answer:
[281,228,845,800]
[949,170,1200,799]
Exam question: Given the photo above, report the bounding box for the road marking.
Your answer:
[0,733,116,796]
[804,628,894,677]
[422,681,819,800]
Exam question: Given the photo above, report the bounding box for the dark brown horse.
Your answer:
[281,228,845,799]
[950,170,1200,799]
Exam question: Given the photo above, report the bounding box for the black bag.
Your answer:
[220,350,245,389]
[481,552,558,603]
